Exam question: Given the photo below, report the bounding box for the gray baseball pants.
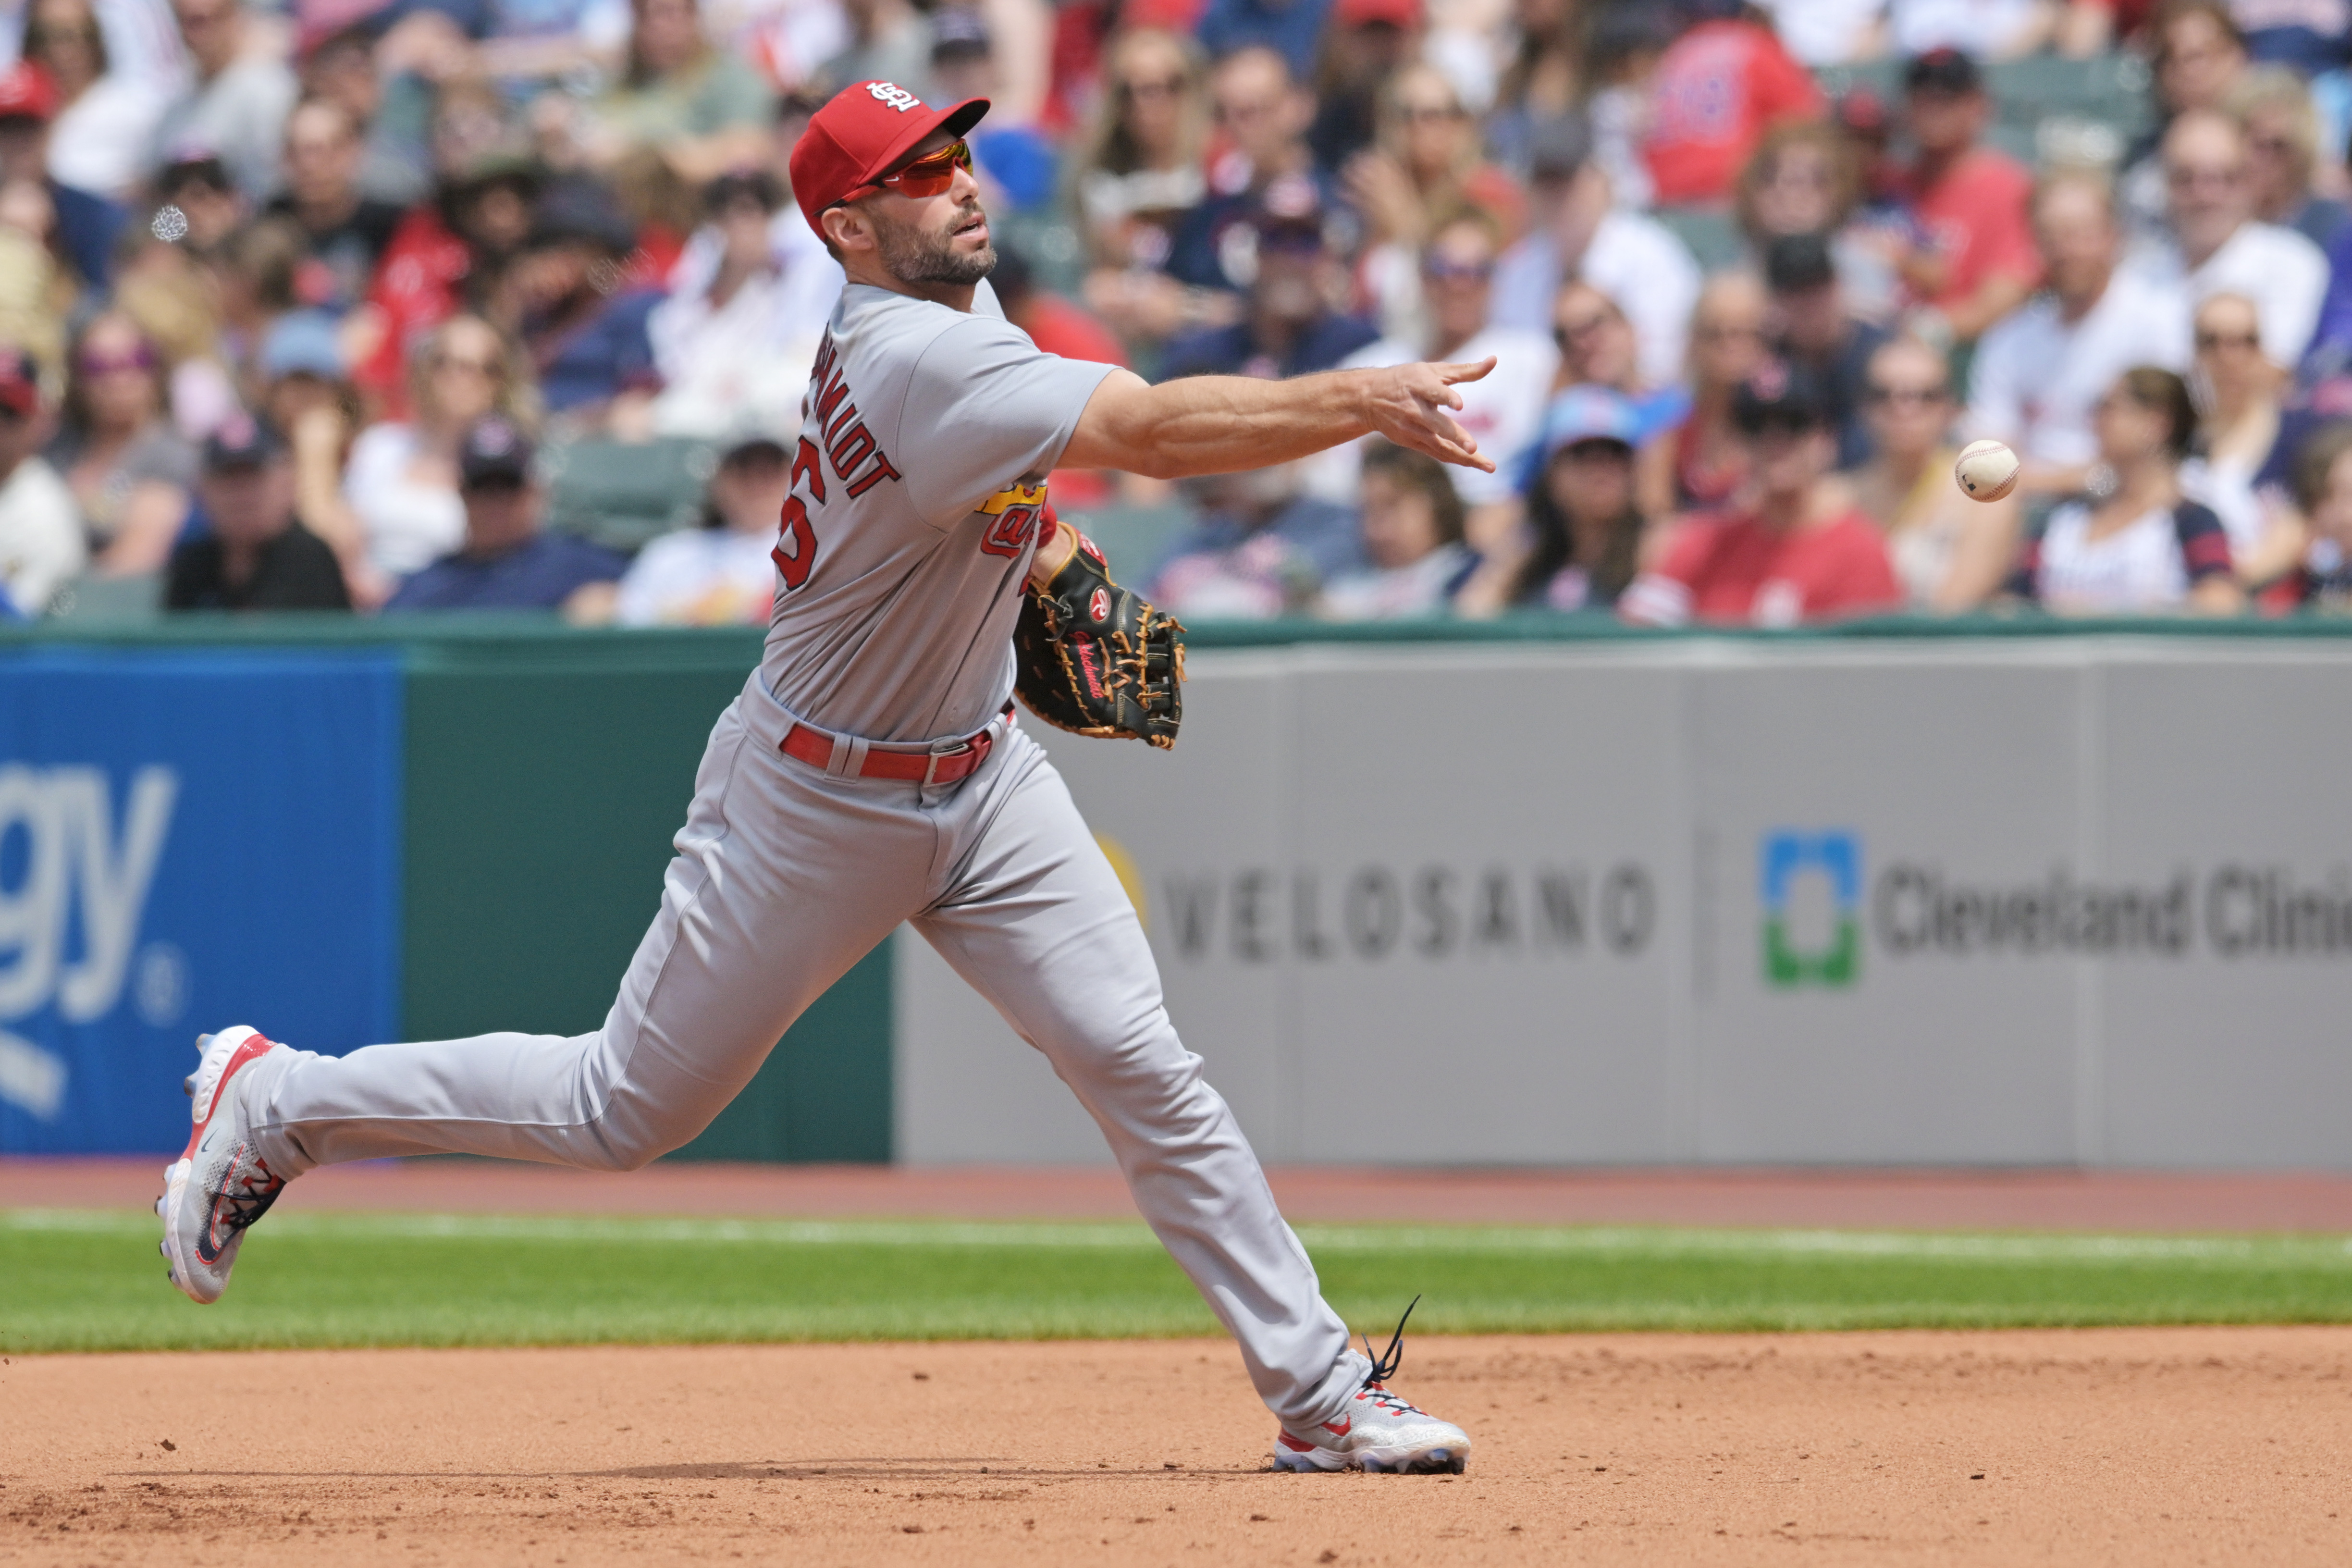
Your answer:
[240,673,1364,1429]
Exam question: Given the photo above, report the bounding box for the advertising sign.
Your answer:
[0,649,402,1155]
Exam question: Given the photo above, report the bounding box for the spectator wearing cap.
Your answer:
[650,169,837,438]
[50,309,196,576]
[2005,365,2243,614]
[2232,68,2350,252]
[1848,334,2017,609]
[1070,30,1226,350]
[163,415,349,611]
[512,177,664,427]
[1347,62,1526,342]
[148,0,298,203]
[253,307,373,593]
[152,154,244,255]
[611,435,790,625]
[1735,120,1905,327]
[1763,231,1891,469]
[384,417,626,614]
[2129,107,2327,369]
[1196,0,1333,82]
[1638,1,1824,208]
[345,314,536,594]
[1164,47,1338,296]
[1890,49,2040,344]
[1333,211,1557,561]
[262,99,406,315]
[1157,177,1381,381]
[20,0,167,202]
[1306,0,1422,174]
[928,9,1058,213]
[0,58,123,289]
[1620,363,1901,628]
[0,346,84,613]
[1969,170,2191,499]
[587,0,775,186]
[1508,384,1648,613]
[1490,114,1700,390]
[1315,441,1474,620]
[1543,280,1689,521]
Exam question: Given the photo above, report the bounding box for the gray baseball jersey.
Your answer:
[219,272,1373,1442]
[760,278,1118,743]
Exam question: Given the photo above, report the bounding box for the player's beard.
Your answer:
[876,199,996,286]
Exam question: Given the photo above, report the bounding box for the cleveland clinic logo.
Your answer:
[1761,830,1861,988]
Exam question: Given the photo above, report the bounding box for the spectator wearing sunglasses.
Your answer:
[0,346,85,615]
[1325,212,1555,600]
[2178,291,2302,583]
[1071,30,1227,354]
[1847,335,2017,611]
[50,310,196,577]
[1621,362,1901,628]
[1157,175,1380,382]
[1348,62,1526,345]
[384,417,625,615]
[2130,108,2326,370]
[2230,68,2349,253]
[1491,113,1699,391]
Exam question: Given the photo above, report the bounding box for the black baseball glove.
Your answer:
[1012,528,1186,749]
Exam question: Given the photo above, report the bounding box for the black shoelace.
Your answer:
[1361,1295,1419,1388]
[212,1154,285,1235]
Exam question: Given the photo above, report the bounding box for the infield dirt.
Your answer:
[4,1327,2348,1567]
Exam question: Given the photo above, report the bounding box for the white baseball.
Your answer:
[1954,439,2020,503]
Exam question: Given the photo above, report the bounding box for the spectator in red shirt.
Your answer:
[1641,1,1824,207]
[1893,48,2040,343]
[1621,362,1903,627]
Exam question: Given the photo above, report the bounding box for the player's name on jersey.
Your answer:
[1160,862,1657,965]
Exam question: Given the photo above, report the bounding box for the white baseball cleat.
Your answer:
[1273,1299,1471,1474]
[157,1026,291,1305]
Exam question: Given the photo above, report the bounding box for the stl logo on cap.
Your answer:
[866,82,923,111]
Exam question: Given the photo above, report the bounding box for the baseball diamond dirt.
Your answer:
[4,1330,2350,1567]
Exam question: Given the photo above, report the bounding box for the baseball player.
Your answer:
[160,81,1496,1475]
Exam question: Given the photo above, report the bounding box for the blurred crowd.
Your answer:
[3,0,2352,624]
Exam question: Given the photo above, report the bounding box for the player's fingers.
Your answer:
[1410,409,1494,472]
[1436,355,1499,386]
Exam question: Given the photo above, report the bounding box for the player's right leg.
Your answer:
[160,686,928,1304]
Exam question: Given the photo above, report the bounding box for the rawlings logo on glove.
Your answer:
[1013,531,1185,749]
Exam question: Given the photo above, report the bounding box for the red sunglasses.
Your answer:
[847,139,973,202]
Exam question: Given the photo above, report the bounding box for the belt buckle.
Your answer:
[922,731,975,788]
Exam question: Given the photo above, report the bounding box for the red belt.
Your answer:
[778,707,1007,787]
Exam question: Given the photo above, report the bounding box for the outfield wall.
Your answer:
[901,637,2352,1169]
[3,618,2347,1168]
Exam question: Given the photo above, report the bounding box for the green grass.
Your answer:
[6,1210,2352,1354]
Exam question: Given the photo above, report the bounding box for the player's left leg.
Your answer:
[911,728,1470,1472]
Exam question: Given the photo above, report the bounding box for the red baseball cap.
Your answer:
[0,61,59,123]
[788,80,988,240]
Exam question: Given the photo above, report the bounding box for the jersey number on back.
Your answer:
[773,436,826,590]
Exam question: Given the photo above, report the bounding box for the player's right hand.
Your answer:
[1361,358,1498,473]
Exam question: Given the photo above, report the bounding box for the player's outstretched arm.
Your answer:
[1059,358,1500,482]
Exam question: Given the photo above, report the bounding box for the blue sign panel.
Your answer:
[0,648,402,1154]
